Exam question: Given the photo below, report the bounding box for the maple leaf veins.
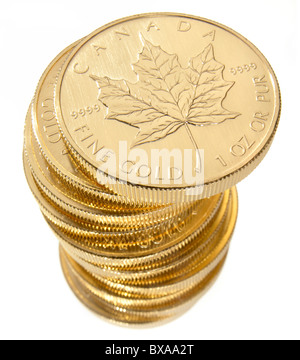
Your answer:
[90,39,240,149]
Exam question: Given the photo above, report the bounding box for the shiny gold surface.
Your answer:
[60,247,228,325]
[23,13,280,325]
[55,13,280,203]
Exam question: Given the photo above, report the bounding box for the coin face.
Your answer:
[55,13,280,199]
[29,43,205,226]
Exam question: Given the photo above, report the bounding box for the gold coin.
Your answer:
[57,187,235,275]
[65,246,228,299]
[46,190,223,258]
[30,41,117,202]
[24,144,224,258]
[57,188,237,322]
[30,41,157,211]
[55,13,280,204]
[59,245,228,325]
[26,106,203,230]
[61,247,229,308]
[66,187,237,285]
[23,150,197,254]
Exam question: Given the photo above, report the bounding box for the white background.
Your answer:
[0,0,299,340]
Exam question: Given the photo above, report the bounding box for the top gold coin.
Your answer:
[55,13,280,204]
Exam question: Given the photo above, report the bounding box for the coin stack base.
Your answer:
[58,189,237,325]
[24,138,238,324]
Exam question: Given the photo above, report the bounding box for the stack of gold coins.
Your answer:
[23,13,280,325]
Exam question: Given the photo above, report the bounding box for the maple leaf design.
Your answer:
[90,38,240,149]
